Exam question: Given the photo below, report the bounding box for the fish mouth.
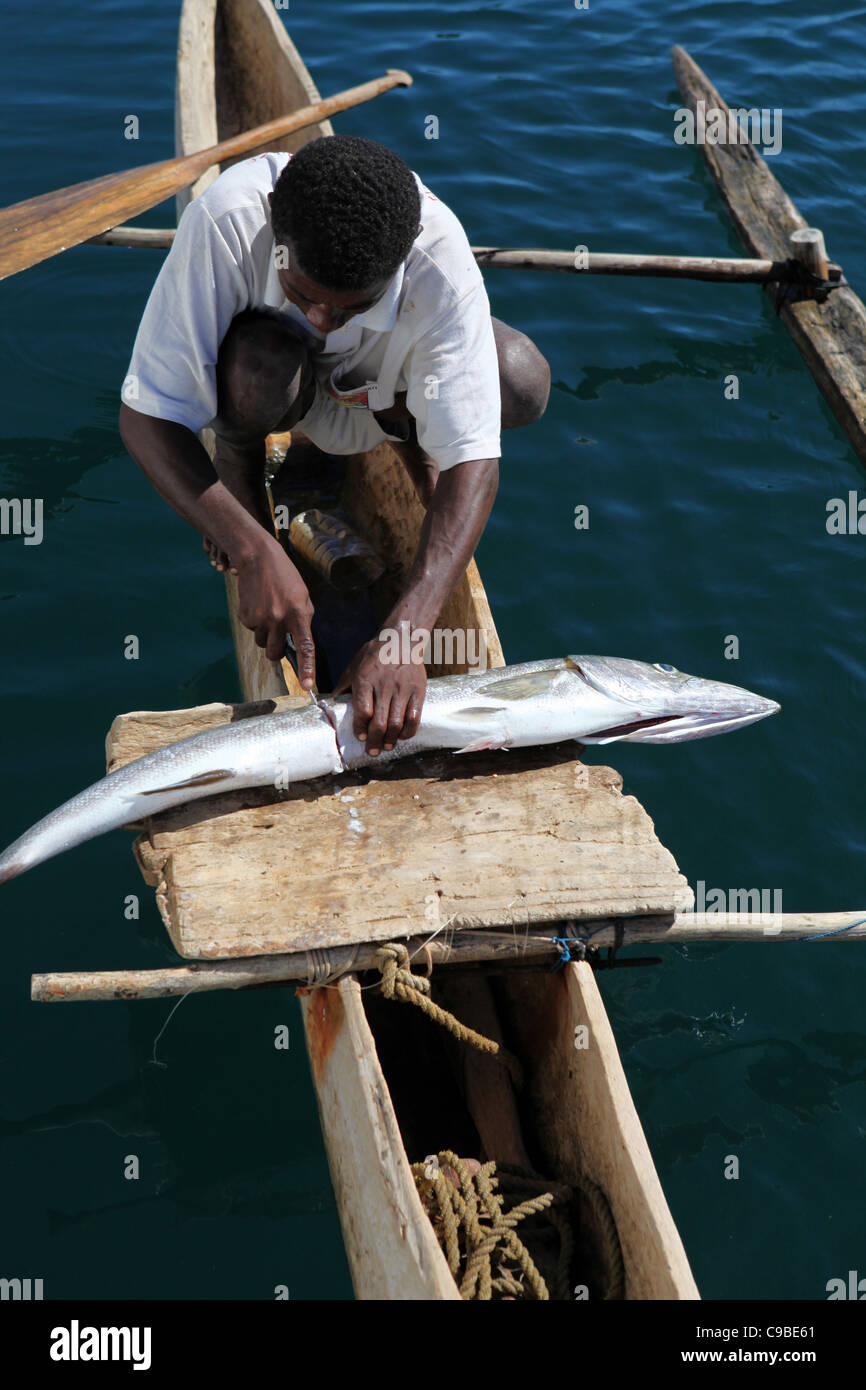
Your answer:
[596,701,781,744]
[566,655,780,744]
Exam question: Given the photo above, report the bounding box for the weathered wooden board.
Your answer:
[673,45,866,467]
[105,698,692,961]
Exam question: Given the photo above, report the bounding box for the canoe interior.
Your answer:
[269,441,505,689]
[176,0,697,1298]
[361,960,699,1299]
[363,974,618,1298]
[213,0,331,156]
[176,0,334,210]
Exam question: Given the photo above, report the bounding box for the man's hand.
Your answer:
[234,534,316,683]
[335,638,427,755]
[331,457,498,754]
[118,409,317,680]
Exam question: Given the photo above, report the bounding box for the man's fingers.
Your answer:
[265,625,286,663]
[352,680,375,741]
[288,612,316,689]
[382,693,408,752]
[293,637,317,690]
[363,692,392,756]
[366,686,412,756]
[400,692,423,742]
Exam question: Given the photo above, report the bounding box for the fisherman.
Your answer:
[119,135,550,755]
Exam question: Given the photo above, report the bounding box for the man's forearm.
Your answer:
[118,403,271,561]
[383,457,499,636]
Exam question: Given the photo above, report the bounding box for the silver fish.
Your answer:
[0,656,779,884]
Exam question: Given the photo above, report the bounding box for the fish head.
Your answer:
[567,655,780,743]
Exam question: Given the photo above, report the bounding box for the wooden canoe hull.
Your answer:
[299,978,459,1299]
[177,0,697,1298]
[499,963,699,1299]
[176,0,335,699]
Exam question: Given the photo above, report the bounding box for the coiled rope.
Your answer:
[412,1151,572,1300]
[412,1152,624,1301]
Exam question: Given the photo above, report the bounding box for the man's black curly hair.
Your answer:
[270,135,422,291]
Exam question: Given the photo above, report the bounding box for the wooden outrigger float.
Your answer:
[671,45,866,468]
[153,0,700,1299]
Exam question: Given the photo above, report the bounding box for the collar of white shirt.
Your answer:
[351,261,404,332]
[273,259,404,351]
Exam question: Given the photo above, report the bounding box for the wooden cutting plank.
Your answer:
[106,700,692,960]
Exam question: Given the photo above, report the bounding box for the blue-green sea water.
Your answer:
[1,0,864,1301]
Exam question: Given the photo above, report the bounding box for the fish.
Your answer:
[0,655,779,884]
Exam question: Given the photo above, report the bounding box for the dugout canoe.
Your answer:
[672,44,866,468]
[175,0,698,1299]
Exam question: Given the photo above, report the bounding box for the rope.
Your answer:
[412,1151,569,1300]
[376,943,625,1299]
[413,1154,625,1301]
[374,942,524,1088]
[302,944,360,985]
[773,258,845,311]
[496,1165,574,1300]
[571,1172,626,1301]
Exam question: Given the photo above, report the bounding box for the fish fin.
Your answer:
[479,668,565,699]
[454,738,509,755]
[140,769,235,795]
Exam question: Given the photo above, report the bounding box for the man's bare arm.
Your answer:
[335,456,499,754]
[118,404,316,683]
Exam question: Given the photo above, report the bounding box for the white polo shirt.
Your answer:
[122,151,502,470]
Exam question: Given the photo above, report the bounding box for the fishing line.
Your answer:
[147,992,192,1068]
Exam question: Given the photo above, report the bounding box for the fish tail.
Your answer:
[0,854,25,885]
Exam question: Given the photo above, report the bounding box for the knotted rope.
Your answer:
[374,942,524,1088]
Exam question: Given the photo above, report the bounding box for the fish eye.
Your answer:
[654,662,677,674]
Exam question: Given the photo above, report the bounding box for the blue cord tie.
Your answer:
[551,936,572,966]
[550,936,587,968]
[800,915,866,942]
